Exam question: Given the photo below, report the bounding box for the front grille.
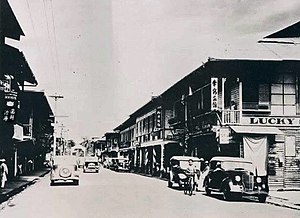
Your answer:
[242,174,254,191]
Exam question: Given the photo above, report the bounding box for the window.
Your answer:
[285,136,296,157]
[242,79,270,110]
[271,74,296,115]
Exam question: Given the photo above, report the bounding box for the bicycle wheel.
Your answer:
[183,182,188,195]
[188,177,194,196]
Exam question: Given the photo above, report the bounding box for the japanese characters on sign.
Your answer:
[211,77,218,110]
[0,79,11,92]
[3,91,18,122]
[156,106,162,129]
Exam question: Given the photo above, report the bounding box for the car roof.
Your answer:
[170,156,202,161]
[210,156,252,163]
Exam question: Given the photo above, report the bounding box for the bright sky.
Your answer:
[6,0,300,142]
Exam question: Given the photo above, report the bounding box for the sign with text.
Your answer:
[211,78,218,110]
[0,79,11,92]
[219,127,231,144]
[241,116,300,126]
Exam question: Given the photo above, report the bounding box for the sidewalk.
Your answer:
[0,168,50,203]
[267,189,300,210]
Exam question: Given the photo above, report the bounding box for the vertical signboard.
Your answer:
[156,106,162,129]
[3,91,18,122]
[211,78,218,110]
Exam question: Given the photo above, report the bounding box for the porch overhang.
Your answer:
[230,125,283,135]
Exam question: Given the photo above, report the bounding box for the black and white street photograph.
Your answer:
[1,0,300,217]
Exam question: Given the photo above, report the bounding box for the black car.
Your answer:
[204,156,269,202]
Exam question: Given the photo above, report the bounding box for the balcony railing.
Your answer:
[222,110,240,124]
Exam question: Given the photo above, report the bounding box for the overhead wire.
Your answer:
[49,0,62,90]
[25,0,42,54]
[42,0,58,90]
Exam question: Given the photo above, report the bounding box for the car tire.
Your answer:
[168,180,173,188]
[50,181,55,186]
[258,194,267,203]
[73,180,79,186]
[222,186,232,201]
[204,181,211,195]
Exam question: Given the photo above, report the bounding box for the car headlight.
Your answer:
[256,177,262,183]
[235,175,241,182]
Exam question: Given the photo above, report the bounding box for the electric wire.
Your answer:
[25,0,42,54]
[42,0,58,90]
[49,0,62,90]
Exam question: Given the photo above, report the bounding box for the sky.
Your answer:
[6,0,300,143]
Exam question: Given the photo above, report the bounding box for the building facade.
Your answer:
[110,58,300,188]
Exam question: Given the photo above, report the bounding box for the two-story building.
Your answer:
[168,58,300,188]
[111,57,300,188]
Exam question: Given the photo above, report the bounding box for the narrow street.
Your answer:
[0,169,299,218]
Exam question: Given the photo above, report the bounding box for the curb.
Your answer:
[266,196,300,211]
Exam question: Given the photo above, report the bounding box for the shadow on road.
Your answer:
[203,193,258,203]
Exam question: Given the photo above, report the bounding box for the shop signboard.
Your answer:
[241,116,300,126]
[219,127,230,144]
[13,124,24,141]
[211,78,218,110]
[2,91,18,122]
[0,79,11,92]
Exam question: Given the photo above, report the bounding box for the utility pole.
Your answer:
[57,123,69,155]
[49,93,63,156]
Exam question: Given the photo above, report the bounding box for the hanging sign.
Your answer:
[211,78,218,110]
[219,127,231,144]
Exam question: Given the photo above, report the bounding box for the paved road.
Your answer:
[0,169,299,218]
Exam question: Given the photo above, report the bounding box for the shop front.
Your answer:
[227,116,300,188]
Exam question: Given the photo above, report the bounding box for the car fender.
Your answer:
[221,178,242,193]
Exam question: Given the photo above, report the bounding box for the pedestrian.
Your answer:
[0,159,9,189]
[27,159,33,172]
[17,163,23,177]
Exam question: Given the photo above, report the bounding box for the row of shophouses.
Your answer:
[0,0,54,179]
[101,57,300,189]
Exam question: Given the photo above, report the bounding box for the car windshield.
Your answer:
[180,161,200,169]
[85,157,98,162]
[53,156,77,165]
[221,161,254,172]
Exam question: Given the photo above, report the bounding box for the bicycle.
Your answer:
[183,173,195,196]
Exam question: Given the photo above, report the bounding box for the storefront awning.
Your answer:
[230,125,283,135]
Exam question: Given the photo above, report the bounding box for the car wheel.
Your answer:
[223,187,232,201]
[258,194,267,203]
[50,181,55,186]
[204,182,211,195]
[73,180,79,186]
[168,180,173,188]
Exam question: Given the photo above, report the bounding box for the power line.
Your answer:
[49,0,62,90]
[42,0,58,90]
[25,0,42,54]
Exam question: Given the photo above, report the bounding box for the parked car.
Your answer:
[50,156,80,186]
[168,156,203,188]
[83,156,99,173]
[204,156,269,202]
[108,157,130,172]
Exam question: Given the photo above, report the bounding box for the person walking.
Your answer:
[0,159,9,189]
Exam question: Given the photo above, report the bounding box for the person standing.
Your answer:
[0,159,9,189]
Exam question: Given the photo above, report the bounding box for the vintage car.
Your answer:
[109,157,130,172]
[204,156,269,202]
[168,156,202,188]
[83,156,99,173]
[50,156,80,186]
